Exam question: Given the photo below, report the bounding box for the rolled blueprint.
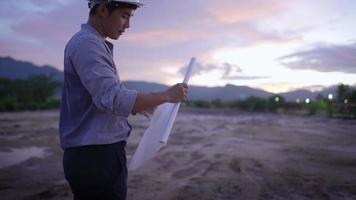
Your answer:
[129,57,196,171]
[160,57,195,144]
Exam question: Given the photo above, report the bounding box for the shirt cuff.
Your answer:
[115,88,137,117]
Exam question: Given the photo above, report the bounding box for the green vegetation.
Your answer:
[0,75,61,111]
[185,83,356,119]
[329,84,356,118]
[0,77,355,119]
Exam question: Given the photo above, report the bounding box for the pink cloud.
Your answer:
[0,0,299,74]
[121,29,209,47]
[223,22,301,46]
[208,0,285,24]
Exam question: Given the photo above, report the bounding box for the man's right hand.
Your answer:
[165,83,188,103]
[132,83,188,114]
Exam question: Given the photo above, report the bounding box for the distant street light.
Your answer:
[328,94,333,100]
[296,98,300,104]
[275,97,280,102]
[305,98,310,104]
[344,99,348,104]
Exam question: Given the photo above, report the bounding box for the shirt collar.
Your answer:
[81,23,114,51]
[81,23,104,40]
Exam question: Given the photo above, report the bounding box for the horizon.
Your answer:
[1,55,355,94]
[0,0,356,93]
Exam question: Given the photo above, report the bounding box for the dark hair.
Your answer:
[89,2,138,16]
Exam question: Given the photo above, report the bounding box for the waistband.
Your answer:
[64,140,127,153]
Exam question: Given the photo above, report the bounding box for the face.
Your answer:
[102,7,134,40]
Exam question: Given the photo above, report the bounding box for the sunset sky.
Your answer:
[0,0,355,93]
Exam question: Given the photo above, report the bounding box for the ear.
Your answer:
[97,4,109,18]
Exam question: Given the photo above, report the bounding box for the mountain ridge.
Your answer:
[0,56,63,81]
[0,56,351,101]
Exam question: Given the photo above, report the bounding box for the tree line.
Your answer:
[0,76,355,118]
[0,75,61,111]
[186,84,356,119]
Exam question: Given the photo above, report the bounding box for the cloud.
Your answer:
[222,63,242,77]
[178,61,267,81]
[0,0,297,70]
[178,61,219,77]
[125,0,295,48]
[207,0,284,24]
[221,63,268,80]
[0,0,73,18]
[121,29,209,47]
[222,22,300,46]
[10,1,86,44]
[222,75,269,80]
[279,43,356,74]
[300,85,326,92]
[0,1,87,68]
[115,0,297,74]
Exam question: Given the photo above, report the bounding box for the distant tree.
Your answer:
[28,75,61,102]
[348,90,356,103]
[267,95,285,112]
[248,96,267,112]
[308,100,328,115]
[228,100,240,109]
[336,83,350,103]
[346,90,356,117]
[316,93,325,101]
[211,99,223,108]
[0,75,61,111]
[0,78,13,97]
[193,100,211,108]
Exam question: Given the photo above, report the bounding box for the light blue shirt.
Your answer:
[59,24,137,149]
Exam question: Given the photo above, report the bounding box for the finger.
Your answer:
[143,112,150,119]
[177,83,184,88]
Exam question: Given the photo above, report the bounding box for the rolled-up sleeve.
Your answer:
[70,38,137,117]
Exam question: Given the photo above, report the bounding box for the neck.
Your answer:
[87,17,106,39]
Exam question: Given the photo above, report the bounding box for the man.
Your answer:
[59,0,188,199]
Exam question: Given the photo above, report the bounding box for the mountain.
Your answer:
[123,81,168,93]
[0,56,63,81]
[123,82,273,101]
[281,85,356,102]
[188,84,272,101]
[1,56,354,102]
[279,89,317,102]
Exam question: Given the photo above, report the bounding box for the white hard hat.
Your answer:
[88,0,144,9]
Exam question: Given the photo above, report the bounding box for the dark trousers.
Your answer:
[63,141,127,200]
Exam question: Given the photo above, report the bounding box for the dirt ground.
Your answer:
[0,109,356,200]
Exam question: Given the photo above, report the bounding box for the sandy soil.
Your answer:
[0,109,356,200]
